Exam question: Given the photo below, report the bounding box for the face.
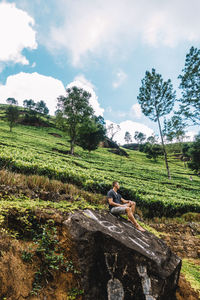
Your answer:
[115,182,120,189]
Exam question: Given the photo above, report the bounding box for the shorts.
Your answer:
[110,204,129,215]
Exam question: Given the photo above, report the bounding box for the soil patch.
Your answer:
[48,133,62,138]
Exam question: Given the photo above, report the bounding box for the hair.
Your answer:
[112,181,118,187]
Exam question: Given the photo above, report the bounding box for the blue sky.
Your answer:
[0,0,199,144]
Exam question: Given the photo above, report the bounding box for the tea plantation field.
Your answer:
[0,119,199,217]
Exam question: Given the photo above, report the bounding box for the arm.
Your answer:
[121,198,135,206]
[121,198,130,204]
[108,197,126,207]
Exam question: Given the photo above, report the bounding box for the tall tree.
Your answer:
[124,131,132,144]
[178,46,200,126]
[5,105,19,132]
[134,131,146,144]
[23,99,36,111]
[137,68,176,179]
[147,134,158,144]
[57,86,94,155]
[35,100,49,115]
[106,123,121,141]
[6,98,18,105]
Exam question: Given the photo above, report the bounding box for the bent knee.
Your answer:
[126,207,131,213]
[131,201,136,206]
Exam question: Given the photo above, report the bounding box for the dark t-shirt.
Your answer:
[107,189,122,210]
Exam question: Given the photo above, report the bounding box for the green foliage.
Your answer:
[178,46,200,126]
[181,135,200,173]
[187,133,200,174]
[134,131,146,144]
[0,120,199,217]
[182,259,200,292]
[142,143,163,161]
[147,134,158,144]
[22,220,81,295]
[23,99,36,110]
[57,86,94,155]
[137,68,176,122]
[163,115,186,142]
[21,250,34,263]
[76,116,106,152]
[124,131,132,144]
[6,97,18,105]
[35,100,49,115]
[137,68,176,179]
[5,105,19,132]
[67,287,84,299]
[22,100,49,127]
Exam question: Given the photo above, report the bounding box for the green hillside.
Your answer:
[0,118,199,217]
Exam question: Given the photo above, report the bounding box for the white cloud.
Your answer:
[106,119,154,145]
[182,131,196,142]
[45,0,200,66]
[112,70,127,88]
[66,75,104,116]
[0,72,65,115]
[0,2,37,65]
[131,103,142,119]
[0,72,104,116]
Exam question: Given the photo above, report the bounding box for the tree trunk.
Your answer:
[70,127,76,155]
[157,116,171,179]
[70,140,74,155]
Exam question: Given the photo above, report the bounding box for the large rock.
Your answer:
[64,209,181,300]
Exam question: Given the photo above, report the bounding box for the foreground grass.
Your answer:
[182,259,200,294]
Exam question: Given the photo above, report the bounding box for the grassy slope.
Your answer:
[0,114,199,294]
[0,118,199,216]
[182,259,200,294]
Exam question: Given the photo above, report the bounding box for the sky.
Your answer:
[0,0,199,144]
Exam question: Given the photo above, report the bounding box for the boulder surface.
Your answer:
[64,209,181,300]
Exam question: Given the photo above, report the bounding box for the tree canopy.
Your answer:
[23,99,36,111]
[5,105,19,132]
[137,68,176,178]
[134,131,146,144]
[6,98,18,105]
[76,116,106,152]
[187,133,200,174]
[163,115,186,143]
[57,86,94,155]
[35,100,49,115]
[124,131,132,144]
[178,46,200,126]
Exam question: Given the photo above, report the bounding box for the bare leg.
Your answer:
[130,202,136,214]
[126,207,145,232]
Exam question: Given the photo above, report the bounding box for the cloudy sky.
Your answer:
[0,0,199,144]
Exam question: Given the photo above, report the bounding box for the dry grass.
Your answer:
[0,168,106,205]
